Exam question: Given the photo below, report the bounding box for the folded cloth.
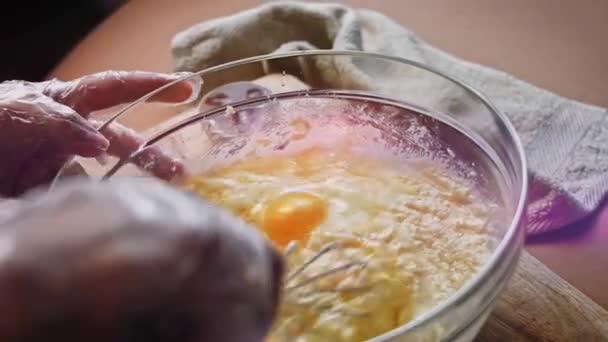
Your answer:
[171,1,608,235]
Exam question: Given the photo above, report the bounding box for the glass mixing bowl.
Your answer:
[69,51,527,341]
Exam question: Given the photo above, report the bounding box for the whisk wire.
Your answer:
[286,260,367,291]
[286,241,342,281]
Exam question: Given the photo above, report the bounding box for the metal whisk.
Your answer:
[283,241,368,292]
[271,241,372,340]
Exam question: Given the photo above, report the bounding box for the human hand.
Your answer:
[0,178,283,342]
[0,71,193,197]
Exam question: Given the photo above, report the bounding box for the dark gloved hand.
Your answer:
[0,178,283,342]
[0,71,193,197]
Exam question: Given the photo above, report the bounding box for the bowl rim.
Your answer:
[98,50,529,339]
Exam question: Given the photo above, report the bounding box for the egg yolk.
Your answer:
[260,191,327,247]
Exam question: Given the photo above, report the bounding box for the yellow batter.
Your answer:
[183,146,491,341]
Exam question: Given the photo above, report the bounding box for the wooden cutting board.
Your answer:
[477,251,608,341]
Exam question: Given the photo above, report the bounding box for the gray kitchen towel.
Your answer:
[171,1,608,235]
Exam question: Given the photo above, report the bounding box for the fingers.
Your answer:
[37,98,110,157]
[0,96,109,158]
[45,71,194,116]
[8,101,107,196]
[96,120,185,181]
[52,119,109,158]
[41,70,193,180]
[1,72,190,196]
[0,87,109,197]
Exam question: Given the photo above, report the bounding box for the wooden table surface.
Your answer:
[51,0,608,309]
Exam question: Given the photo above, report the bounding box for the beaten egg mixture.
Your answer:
[183,147,492,341]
